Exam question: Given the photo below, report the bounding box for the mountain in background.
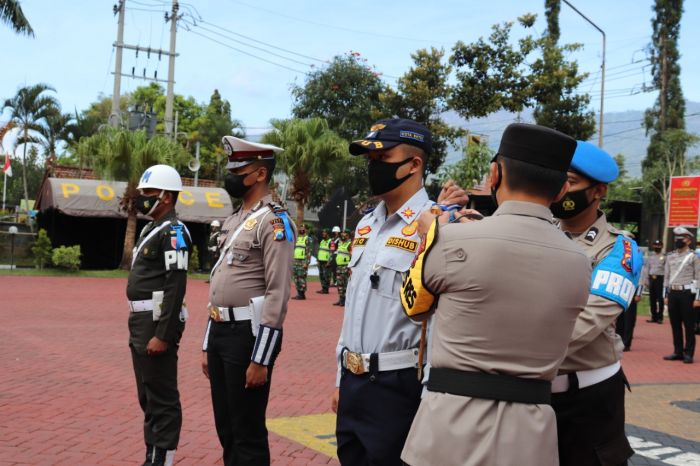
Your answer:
[443,100,700,177]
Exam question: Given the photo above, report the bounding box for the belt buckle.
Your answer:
[651,275,657,280]
[209,305,222,321]
[345,352,365,375]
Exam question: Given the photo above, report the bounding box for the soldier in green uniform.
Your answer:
[316,229,332,294]
[127,164,192,466]
[292,224,311,300]
[334,229,352,307]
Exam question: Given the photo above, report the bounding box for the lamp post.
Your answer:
[562,0,606,148]
[8,225,18,271]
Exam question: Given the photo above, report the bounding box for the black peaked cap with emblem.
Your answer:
[349,118,432,155]
[497,123,576,172]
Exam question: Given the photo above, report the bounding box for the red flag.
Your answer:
[2,153,11,177]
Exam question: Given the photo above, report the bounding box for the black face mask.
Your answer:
[675,238,687,249]
[368,157,415,196]
[135,191,164,216]
[224,171,257,198]
[550,185,596,219]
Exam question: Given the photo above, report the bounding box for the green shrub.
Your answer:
[32,229,53,270]
[189,245,200,272]
[52,245,81,271]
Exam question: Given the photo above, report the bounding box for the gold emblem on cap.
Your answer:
[243,218,258,230]
[370,123,386,131]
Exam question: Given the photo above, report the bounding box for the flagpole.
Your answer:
[2,169,6,211]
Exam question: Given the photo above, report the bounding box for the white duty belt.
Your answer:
[551,361,621,393]
[129,300,154,312]
[342,348,419,375]
[208,304,252,322]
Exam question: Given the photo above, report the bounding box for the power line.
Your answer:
[186,29,308,74]
[228,0,445,45]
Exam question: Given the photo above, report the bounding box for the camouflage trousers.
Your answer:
[293,259,308,294]
[318,260,332,291]
[336,266,349,300]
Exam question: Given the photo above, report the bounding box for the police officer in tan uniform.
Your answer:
[400,123,591,466]
[644,240,666,323]
[663,227,700,364]
[202,136,295,466]
[550,141,643,466]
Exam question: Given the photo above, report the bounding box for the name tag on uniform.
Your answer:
[385,236,418,253]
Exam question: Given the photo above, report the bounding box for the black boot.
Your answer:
[316,289,329,294]
[142,444,153,466]
[292,293,306,300]
[150,447,175,466]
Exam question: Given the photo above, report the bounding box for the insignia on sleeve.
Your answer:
[353,237,368,247]
[272,222,286,241]
[590,236,643,310]
[170,224,187,250]
[357,225,372,236]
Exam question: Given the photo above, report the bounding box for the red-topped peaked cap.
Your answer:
[222,135,283,169]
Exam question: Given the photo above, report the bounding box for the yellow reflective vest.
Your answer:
[294,235,309,260]
[336,240,351,266]
[318,238,331,262]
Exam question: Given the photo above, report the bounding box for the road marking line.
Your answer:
[629,435,700,465]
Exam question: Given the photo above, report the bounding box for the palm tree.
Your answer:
[3,84,58,223]
[36,104,72,166]
[261,118,348,225]
[0,0,33,36]
[78,128,189,269]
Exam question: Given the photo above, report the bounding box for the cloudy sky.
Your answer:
[1,0,699,134]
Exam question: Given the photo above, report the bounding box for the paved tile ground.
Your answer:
[0,276,698,465]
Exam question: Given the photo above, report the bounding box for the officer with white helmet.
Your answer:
[207,219,223,273]
[127,164,192,466]
[329,226,342,285]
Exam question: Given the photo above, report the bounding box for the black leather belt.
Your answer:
[427,367,551,405]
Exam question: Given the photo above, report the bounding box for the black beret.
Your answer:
[497,123,577,172]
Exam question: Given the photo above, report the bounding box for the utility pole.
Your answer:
[110,0,126,127]
[164,0,180,138]
[660,37,667,132]
[562,0,605,147]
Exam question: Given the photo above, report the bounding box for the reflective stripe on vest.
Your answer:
[294,235,308,260]
[318,238,331,262]
[336,241,351,266]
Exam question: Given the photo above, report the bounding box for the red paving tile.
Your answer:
[0,276,697,465]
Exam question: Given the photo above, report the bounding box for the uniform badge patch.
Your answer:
[357,225,372,236]
[243,218,258,231]
[621,240,633,273]
[401,221,418,237]
[353,237,368,247]
[386,236,418,252]
[401,208,415,219]
[585,227,599,242]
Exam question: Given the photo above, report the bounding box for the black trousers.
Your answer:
[552,369,633,466]
[668,290,696,357]
[207,321,280,466]
[615,300,637,349]
[129,313,184,450]
[336,367,422,466]
[648,276,665,322]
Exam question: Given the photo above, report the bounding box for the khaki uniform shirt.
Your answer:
[559,212,630,373]
[646,252,666,277]
[664,249,700,291]
[204,194,295,364]
[401,201,591,466]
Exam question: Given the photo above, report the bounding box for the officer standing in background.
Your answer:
[333,229,352,307]
[316,229,332,294]
[550,141,642,466]
[400,123,591,466]
[207,220,222,271]
[329,226,341,286]
[127,164,191,466]
[663,227,700,364]
[645,240,666,323]
[331,118,467,465]
[202,136,295,466]
[292,224,311,300]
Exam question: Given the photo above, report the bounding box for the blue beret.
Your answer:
[570,141,619,183]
